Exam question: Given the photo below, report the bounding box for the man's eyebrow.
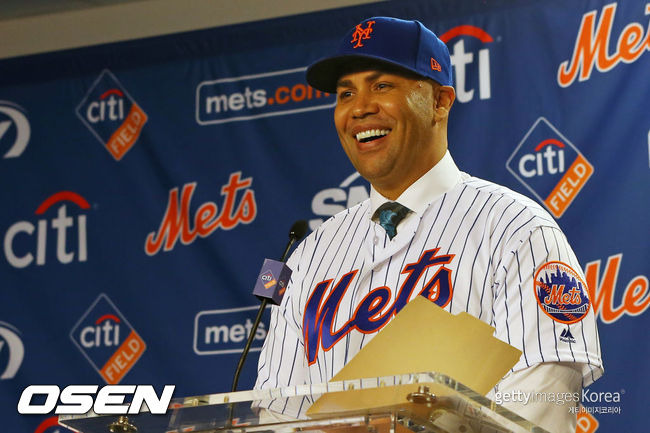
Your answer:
[336,71,387,89]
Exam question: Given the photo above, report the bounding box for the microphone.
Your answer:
[230,220,308,394]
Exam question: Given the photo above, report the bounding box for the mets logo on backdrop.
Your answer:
[76,70,148,161]
[534,261,590,324]
[70,294,146,384]
[506,117,594,218]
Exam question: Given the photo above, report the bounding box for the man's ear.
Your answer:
[433,86,455,122]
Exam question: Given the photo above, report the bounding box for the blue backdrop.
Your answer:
[1,0,648,432]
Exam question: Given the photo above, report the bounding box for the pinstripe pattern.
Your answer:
[255,171,603,415]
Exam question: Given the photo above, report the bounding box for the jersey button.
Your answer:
[373,236,378,244]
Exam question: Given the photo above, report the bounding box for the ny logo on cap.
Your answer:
[351,20,376,48]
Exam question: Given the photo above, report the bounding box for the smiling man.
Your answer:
[255,17,603,433]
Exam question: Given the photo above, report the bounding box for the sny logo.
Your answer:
[351,20,376,48]
[440,25,494,103]
[70,294,146,384]
[304,248,454,364]
[76,70,148,160]
[506,117,594,218]
[0,321,24,380]
[309,171,369,230]
[3,191,90,268]
[0,101,30,159]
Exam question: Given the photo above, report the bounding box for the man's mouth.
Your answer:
[355,129,391,143]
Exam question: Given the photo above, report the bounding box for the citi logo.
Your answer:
[76,69,148,161]
[196,67,335,125]
[309,172,369,230]
[0,101,30,159]
[0,321,24,380]
[3,191,90,269]
[85,89,125,123]
[506,118,594,218]
[440,25,493,103]
[70,294,146,384]
[518,139,566,178]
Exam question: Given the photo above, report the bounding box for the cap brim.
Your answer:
[306,54,427,94]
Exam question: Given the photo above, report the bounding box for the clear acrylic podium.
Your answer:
[59,372,549,433]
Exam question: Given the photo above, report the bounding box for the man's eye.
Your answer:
[338,90,353,99]
[376,83,392,90]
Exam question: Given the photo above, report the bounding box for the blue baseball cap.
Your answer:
[306,17,453,93]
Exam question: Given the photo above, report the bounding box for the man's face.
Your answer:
[334,68,438,197]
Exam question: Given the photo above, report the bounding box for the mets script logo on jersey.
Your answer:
[351,20,376,48]
[76,69,148,160]
[506,117,594,218]
[3,191,90,269]
[304,248,454,364]
[0,101,30,159]
[558,3,650,87]
[196,68,334,125]
[439,25,494,103]
[0,321,24,380]
[534,262,590,324]
[145,172,256,256]
[70,294,146,384]
[309,172,369,230]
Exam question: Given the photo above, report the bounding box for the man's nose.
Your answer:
[351,91,378,118]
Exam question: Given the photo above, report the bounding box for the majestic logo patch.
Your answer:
[506,117,594,218]
[534,261,591,324]
[560,327,577,343]
[76,69,148,160]
[351,20,376,48]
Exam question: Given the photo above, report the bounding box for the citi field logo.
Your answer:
[70,294,146,384]
[76,69,148,160]
[0,101,30,159]
[534,261,591,324]
[558,3,650,87]
[506,117,594,218]
[3,191,90,268]
[309,172,369,230]
[0,321,24,380]
[194,306,269,355]
[196,67,335,125]
[440,25,493,103]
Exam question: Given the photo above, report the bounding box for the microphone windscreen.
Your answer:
[252,259,292,305]
[289,220,309,241]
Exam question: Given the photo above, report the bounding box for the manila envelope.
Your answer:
[307,296,521,415]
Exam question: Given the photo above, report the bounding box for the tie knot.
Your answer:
[373,202,410,240]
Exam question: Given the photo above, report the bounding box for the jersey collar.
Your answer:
[369,150,463,218]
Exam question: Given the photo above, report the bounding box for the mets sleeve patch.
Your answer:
[534,261,591,324]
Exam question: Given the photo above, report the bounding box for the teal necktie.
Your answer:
[373,202,411,240]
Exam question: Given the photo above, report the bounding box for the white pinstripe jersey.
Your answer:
[255,153,603,415]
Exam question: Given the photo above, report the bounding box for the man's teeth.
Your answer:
[356,129,390,142]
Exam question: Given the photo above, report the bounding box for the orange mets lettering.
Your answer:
[351,20,376,48]
[145,172,257,255]
[584,253,650,324]
[558,3,650,87]
[543,285,582,305]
